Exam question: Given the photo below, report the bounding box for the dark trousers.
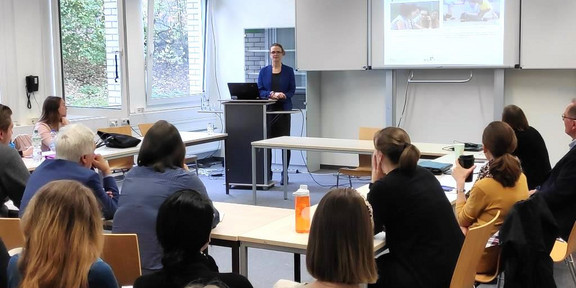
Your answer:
[267,114,291,180]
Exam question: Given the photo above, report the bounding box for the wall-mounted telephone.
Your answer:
[26,75,39,93]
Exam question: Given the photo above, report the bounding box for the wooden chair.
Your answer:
[101,233,142,286]
[475,249,502,288]
[550,221,576,286]
[336,127,381,187]
[450,211,500,288]
[137,123,154,137]
[0,218,25,250]
[97,126,135,172]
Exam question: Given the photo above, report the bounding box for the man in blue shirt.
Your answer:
[19,123,119,219]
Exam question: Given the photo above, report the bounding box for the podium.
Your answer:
[223,100,276,192]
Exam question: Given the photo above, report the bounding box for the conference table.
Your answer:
[24,131,227,171]
[250,136,453,204]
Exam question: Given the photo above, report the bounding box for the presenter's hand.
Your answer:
[92,154,112,176]
[452,160,475,185]
[277,92,286,99]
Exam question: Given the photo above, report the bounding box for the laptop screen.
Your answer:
[227,83,260,100]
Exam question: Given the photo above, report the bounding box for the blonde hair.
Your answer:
[306,188,378,284]
[18,180,103,288]
[55,123,95,162]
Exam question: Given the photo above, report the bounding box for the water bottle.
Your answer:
[31,129,42,162]
[293,185,311,233]
[49,129,57,152]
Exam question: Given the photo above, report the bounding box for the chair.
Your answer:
[0,218,25,250]
[97,126,135,172]
[550,221,576,286]
[13,134,32,151]
[475,249,502,288]
[137,123,154,137]
[336,127,381,187]
[101,233,142,286]
[450,211,500,288]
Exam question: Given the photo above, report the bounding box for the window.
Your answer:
[143,0,206,105]
[59,0,123,108]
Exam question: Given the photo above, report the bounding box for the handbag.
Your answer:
[97,131,141,148]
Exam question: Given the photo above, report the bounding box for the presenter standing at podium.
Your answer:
[258,43,296,184]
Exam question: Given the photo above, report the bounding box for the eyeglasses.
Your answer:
[270,51,283,54]
[562,114,576,121]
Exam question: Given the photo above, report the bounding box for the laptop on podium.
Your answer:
[227,83,260,100]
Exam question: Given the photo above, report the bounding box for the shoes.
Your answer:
[280,172,289,186]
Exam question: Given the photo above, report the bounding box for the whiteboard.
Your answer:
[295,0,368,71]
[521,0,576,69]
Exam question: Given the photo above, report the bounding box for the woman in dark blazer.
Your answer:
[502,105,551,189]
[257,43,296,184]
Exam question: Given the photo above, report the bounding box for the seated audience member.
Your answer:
[275,188,378,288]
[1,238,9,287]
[35,96,69,151]
[184,279,230,288]
[19,123,119,219]
[7,180,118,288]
[534,99,576,240]
[133,189,251,288]
[113,120,219,274]
[0,104,29,216]
[368,127,463,288]
[452,121,529,273]
[502,104,551,189]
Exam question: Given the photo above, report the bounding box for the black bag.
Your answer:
[97,131,141,148]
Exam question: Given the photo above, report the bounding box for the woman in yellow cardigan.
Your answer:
[452,121,529,274]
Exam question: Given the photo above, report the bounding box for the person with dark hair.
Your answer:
[0,104,29,216]
[113,120,219,275]
[258,43,296,185]
[133,189,251,288]
[502,104,551,189]
[453,121,528,273]
[35,96,69,151]
[533,99,576,240]
[391,3,419,30]
[367,127,463,288]
[283,188,377,288]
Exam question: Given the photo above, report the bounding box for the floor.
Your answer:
[135,163,576,288]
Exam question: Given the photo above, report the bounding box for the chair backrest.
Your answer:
[0,218,25,250]
[358,127,381,168]
[101,233,142,286]
[450,211,501,288]
[13,134,32,151]
[138,123,155,137]
[97,126,135,170]
[565,221,576,256]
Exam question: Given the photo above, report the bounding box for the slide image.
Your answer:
[390,1,440,30]
[443,0,501,26]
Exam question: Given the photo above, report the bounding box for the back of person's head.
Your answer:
[39,96,63,126]
[306,188,377,285]
[19,180,103,288]
[157,189,214,272]
[502,105,529,131]
[482,121,521,187]
[185,278,230,288]
[55,123,95,162]
[373,127,420,173]
[137,120,185,172]
[0,104,13,133]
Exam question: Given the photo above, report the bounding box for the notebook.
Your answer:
[418,161,452,175]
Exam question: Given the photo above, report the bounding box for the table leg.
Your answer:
[231,242,240,274]
[294,253,301,282]
[240,243,249,277]
[252,146,257,205]
[283,149,288,200]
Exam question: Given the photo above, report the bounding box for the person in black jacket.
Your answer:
[1,237,9,288]
[133,189,252,288]
[533,100,576,240]
[367,127,464,288]
[502,105,551,189]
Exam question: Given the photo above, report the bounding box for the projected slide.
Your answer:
[383,0,505,67]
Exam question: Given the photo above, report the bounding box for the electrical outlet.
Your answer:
[121,118,130,126]
[109,119,119,127]
[30,117,39,125]
[136,107,145,113]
